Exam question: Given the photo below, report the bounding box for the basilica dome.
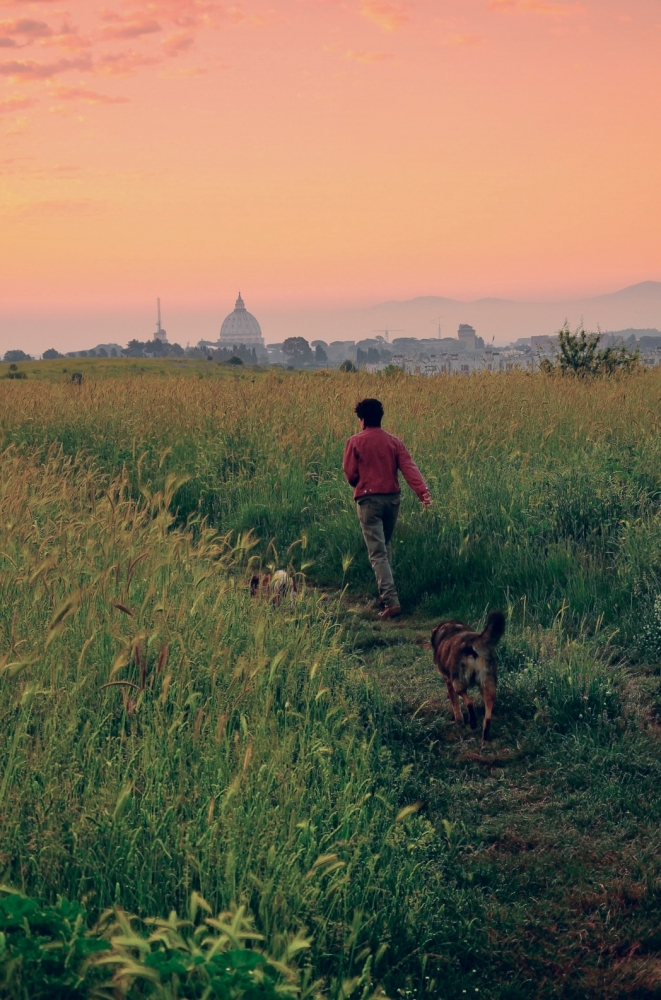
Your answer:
[219,293,264,347]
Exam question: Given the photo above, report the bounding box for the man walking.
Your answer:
[343,398,431,619]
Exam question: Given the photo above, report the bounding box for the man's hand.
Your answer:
[421,490,432,508]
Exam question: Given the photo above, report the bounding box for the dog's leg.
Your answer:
[482,680,496,742]
[445,679,464,725]
[460,693,477,730]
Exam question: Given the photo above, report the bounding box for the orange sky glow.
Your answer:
[1,0,660,331]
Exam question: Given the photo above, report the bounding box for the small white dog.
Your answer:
[250,570,298,606]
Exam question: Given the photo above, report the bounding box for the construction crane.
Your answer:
[373,328,404,344]
[430,316,443,340]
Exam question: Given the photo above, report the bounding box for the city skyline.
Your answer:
[2,280,661,356]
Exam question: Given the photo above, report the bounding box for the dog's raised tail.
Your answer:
[481,610,506,646]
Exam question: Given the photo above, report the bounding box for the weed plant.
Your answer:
[1,364,661,998]
[1,364,660,638]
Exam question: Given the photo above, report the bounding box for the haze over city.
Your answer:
[1,0,660,353]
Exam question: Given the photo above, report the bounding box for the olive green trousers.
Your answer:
[356,493,401,608]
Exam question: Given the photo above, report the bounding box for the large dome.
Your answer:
[219,293,264,347]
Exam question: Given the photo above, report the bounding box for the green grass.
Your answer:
[1,365,661,997]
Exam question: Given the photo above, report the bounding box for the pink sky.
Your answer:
[1,0,660,340]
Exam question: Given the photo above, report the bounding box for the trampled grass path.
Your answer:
[343,600,661,999]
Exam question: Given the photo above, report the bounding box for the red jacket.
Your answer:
[343,427,428,501]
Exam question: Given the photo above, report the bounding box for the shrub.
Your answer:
[541,325,639,376]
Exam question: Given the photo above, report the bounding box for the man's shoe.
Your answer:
[379,605,402,620]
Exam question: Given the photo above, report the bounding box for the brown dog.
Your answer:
[431,611,506,741]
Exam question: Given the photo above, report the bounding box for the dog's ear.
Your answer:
[431,625,441,650]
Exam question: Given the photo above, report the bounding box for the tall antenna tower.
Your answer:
[155,298,168,343]
[430,316,443,340]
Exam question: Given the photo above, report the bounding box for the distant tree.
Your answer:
[79,351,88,358]
[339,359,357,373]
[42,348,63,360]
[147,339,169,357]
[123,340,147,358]
[315,344,328,365]
[4,350,31,362]
[96,347,108,358]
[367,347,381,364]
[356,348,367,366]
[283,337,313,366]
[169,342,185,357]
[227,355,243,365]
[541,324,639,377]
[110,348,118,357]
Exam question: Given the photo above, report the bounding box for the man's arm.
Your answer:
[396,440,431,505]
[343,438,360,487]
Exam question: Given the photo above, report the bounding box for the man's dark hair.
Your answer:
[355,398,384,427]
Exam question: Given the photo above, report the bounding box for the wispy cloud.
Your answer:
[489,0,583,13]
[0,17,53,42]
[222,6,282,26]
[360,0,409,32]
[100,14,162,40]
[5,115,29,133]
[5,197,103,219]
[160,63,207,76]
[0,92,35,113]
[0,55,91,79]
[39,23,91,52]
[0,0,261,113]
[161,29,194,55]
[141,0,226,29]
[345,48,394,63]
[49,84,129,103]
[441,33,481,46]
[95,50,160,75]
[0,18,52,36]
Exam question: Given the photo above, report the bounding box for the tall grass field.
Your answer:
[1,359,661,999]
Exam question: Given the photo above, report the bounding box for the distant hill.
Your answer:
[260,281,661,347]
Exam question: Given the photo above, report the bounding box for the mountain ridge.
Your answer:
[369,281,661,312]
